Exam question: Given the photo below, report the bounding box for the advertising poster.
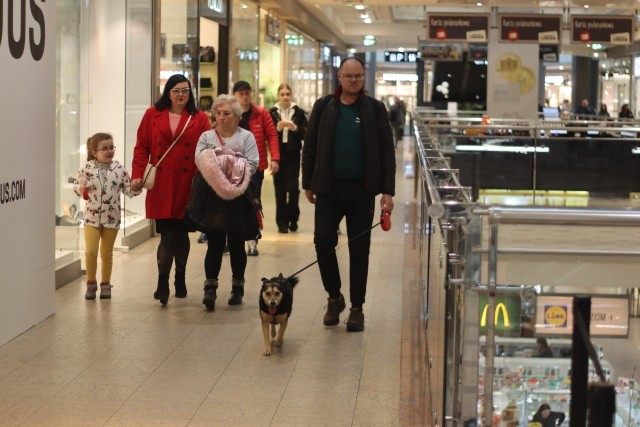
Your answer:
[0,0,56,345]
[487,43,539,120]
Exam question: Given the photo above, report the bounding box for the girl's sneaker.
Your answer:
[99,282,113,299]
[85,281,98,300]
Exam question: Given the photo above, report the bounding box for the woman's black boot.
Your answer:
[228,278,245,305]
[202,279,218,310]
[174,275,187,298]
[154,274,170,305]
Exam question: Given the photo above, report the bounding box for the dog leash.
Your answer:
[286,209,391,279]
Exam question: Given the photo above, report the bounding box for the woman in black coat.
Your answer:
[532,403,565,426]
[269,83,307,233]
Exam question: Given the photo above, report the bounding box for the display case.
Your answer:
[479,355,614,426]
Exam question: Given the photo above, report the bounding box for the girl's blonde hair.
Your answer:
[86,132,113,161]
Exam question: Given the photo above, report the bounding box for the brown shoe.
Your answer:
[346,308,365,332]
[323,294,346,326]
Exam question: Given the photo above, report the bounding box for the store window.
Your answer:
[600,57,631,118]
[285,27,318,111]
[229,0,259,96]
[259,11,282,108]
[55,0,156,263]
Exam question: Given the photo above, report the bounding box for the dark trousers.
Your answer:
[314,180,375,307]
[251,170,264,201]
[204,230,247,280]
[273,150,300,229]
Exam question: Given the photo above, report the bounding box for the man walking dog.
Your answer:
[302,57,395,332]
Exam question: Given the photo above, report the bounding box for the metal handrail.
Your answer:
[472,206,640,226]
[413,123,446,218]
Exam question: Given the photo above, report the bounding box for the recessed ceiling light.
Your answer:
[584,4,589,7]
[360,13,369,19]
[363,18,372,24]
[476,2,483,5]
[354,4,365,10]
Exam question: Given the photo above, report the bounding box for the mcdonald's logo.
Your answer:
[480,303,511,327]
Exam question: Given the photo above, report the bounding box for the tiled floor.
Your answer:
[0,141,415,426]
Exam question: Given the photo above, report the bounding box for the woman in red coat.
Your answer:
[131,74,211,305]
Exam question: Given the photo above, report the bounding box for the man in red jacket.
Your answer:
[233,81,280,256]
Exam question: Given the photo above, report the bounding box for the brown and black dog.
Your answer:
[259,274,299,356]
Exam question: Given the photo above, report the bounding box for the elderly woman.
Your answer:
[190,94,259,310]
[131,74,211,306]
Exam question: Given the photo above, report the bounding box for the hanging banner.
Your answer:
[427,14,489,42]
[499,15,561,44]
[571,15,633,45]
[535,295,629,338]
[487,43,539,120]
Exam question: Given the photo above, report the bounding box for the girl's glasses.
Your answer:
[97,145,116,152]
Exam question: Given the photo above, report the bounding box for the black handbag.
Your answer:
[199,46,216,63]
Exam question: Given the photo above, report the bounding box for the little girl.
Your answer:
[74,132,140,300]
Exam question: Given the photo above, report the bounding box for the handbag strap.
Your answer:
[156,114,193,167]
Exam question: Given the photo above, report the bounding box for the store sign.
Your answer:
[208,0,223,12]
[535,295,629,337]
[571,16,633,45]
[0,0,55,346]
[384,51,420,63]
[499,15,561,44]
[539,45,559,62]
[480,295,521,334]
[419,40,463,61]
[427,14,489,42]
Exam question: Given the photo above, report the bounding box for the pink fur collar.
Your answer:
[196,149,250,200]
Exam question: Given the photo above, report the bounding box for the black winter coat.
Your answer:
[269,104,307,153]
[301,88,395,197]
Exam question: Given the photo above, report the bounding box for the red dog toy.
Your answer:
[380,208,391,231]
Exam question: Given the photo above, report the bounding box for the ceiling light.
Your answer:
[364,18,372,24]
[584,4,589,7]
[360,13,369,19]
[476,2,483,5]
[349,48,356,53]
[354,4,365,10]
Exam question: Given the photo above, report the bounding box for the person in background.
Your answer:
[233,80,280,256]
[302,57,396,332]
[532,403,565,426]
[575,98,595,118]
[74,133,140,300]
[619,103,634,119]
[193,94,259,309]
[269,83,307,233]
[131,74,211,305]
[535,338,554,357]
[597,103,610,118]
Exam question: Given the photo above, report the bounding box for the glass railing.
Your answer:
[412,110,640,427]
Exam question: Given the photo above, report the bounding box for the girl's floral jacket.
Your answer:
[73,160,140,228]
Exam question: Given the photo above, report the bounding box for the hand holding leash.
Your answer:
[380,208,391,231]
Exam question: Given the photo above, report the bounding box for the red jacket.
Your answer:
[247,104,280,171]
[131,107,211,219]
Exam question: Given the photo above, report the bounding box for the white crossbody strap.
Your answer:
[156,114,193,167]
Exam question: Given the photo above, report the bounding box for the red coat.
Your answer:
[248,105,280,171]
[131,107,211,219]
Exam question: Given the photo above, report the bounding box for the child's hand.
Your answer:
[130,179,143,192]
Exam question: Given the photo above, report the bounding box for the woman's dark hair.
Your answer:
[154,74,197,114]
[537,403,551,412]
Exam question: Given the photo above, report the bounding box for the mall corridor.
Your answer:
[0,141,416,426]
